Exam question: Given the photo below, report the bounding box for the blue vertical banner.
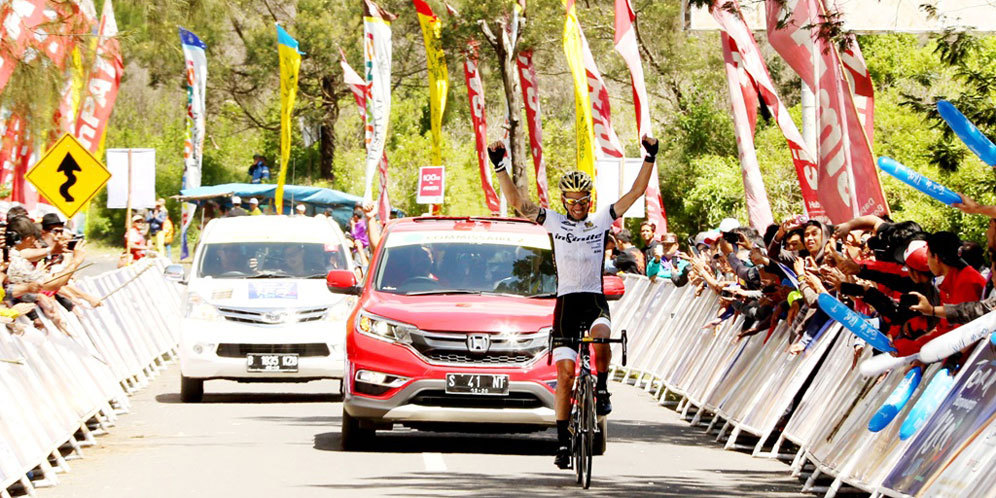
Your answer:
[179,27,207,260]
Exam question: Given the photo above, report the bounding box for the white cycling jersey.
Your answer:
[540,205,619,296]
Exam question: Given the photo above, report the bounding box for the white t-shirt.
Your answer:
[540,205,618,296]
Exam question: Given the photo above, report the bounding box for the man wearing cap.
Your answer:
[40,214,68,252]
[295,204,307,216]
[226,196,248,217]
[249,154,270,184]
[647,233,689,282]
[248,198,263,216]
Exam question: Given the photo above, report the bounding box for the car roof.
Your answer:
[200,215,344,244]
[385,216,545,235]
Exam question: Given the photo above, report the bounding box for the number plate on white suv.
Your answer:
[246,353,299,372]
[445,373,509,395]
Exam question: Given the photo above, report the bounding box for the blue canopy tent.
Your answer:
[176,183,403,229]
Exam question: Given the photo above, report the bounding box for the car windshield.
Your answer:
[197,242,348,279]
[373,231,556,297]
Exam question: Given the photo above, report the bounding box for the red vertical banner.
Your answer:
[0,0,48,92]
[613,0,667,234]
[74,0,123,154]
[765,0,888,222]
[712,1,825,221]
[721,32,774,230]
[463,43,501,214]
[0,115,23,193]
[515,50,549,208]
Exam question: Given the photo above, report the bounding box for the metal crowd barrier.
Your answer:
[0,258,181,497]
[608,274,996,498]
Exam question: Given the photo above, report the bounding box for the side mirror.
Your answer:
[164,264,186,284]
[603,274,625,301]
[327,269,361,295]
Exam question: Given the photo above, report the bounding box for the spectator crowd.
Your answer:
[606,194,996,371]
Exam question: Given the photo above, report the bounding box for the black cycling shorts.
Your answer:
[552,292,611,361]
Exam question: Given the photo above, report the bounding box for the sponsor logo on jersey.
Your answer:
[554,232,602,244]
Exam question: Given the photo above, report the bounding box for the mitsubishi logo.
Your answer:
[466,334,491,353]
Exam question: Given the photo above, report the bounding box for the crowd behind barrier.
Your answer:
[607,273,996,498]
[0,258,181,497]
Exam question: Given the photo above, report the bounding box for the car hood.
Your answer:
[189,277,347,309]
[363,291,554,333]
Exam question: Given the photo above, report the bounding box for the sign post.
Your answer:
[416,166,445,212]
[24,133,111,219]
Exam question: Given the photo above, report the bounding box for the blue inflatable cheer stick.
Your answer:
[937,100,996,166]
[877,157,962,206]
[818,293,897,353]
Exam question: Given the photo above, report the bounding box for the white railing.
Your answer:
[0,258,181,497]
[609,273,996,498]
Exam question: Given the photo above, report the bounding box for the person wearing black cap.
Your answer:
[39,213,68,256]
[249,154,270,184]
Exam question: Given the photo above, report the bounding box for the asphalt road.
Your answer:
[40,365,808,498]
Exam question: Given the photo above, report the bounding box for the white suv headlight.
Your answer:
[185,293,223,321]
[355,311,415,344]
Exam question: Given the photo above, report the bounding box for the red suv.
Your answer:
[327,216,623,449]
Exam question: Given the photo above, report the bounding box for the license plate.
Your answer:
[246,353,299,373]
[445,373,509,395]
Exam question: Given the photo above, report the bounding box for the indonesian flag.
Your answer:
[765,0,888,222]
[340,48,392,222]
[74,0,123,155]
[613,0,667,234]
[721,32,774,230]
[711,1,825,221]
[516,50,549,208]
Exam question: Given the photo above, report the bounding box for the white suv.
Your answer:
[178,215,355,402]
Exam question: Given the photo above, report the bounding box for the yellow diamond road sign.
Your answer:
[25,133,111,218]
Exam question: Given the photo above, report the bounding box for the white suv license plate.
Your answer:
[246,353,299,373]
[445,373,509,395]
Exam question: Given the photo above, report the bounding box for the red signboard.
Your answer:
[417,166,445,204]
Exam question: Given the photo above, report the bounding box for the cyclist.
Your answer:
[487,136,659,469]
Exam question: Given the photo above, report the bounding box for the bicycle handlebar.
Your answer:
[546,330,628,367]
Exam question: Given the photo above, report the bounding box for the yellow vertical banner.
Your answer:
[414,0,449,166]
[275,24,303,212]
[562,0,596,180]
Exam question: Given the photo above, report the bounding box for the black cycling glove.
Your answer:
[488,143,508,173]
[642,137,658,163]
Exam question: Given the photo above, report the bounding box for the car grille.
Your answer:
[407,329,549,366]
[423,352,538,364]
[216,306,328,325]
[411,390,544,409]
[215,343,330,358]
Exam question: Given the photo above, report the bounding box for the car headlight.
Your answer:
[355,311,415,344]
[185,293,223,321]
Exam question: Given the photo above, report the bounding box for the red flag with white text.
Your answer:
[516,50,549,208]
[74,0,123,154]
[463,43,501,215]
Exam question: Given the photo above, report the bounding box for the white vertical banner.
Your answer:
[179,27,206,259]
[362,1,396,202]
[106,148,156,209]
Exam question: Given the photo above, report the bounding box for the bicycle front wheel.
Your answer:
[581,376,595,489]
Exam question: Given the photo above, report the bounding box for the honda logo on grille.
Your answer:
[466,334,491,353]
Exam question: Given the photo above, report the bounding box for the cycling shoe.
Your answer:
[596,389,612,416]
[554,445,571,469]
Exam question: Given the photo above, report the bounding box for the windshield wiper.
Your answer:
[527,292,557,298]
[300,273,328,279]
[403,289,483,296]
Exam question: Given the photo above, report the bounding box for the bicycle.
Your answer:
[548,329,628,489]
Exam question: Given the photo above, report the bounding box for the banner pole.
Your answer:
[124,148,133,264]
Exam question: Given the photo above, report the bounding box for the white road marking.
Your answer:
[422,452,447,472]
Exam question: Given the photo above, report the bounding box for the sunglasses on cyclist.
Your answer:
[562,196,591,207]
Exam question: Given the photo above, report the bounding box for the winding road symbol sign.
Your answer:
[25,133,111,218]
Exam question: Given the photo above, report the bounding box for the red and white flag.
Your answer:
[579,30,623,159]
[340,48,392,222]
[0,114,23,193]
[516,50,549,208]
[463,43,501,214]
[74,0,123,154]
[711,1,825,221]
[613,0,667,234]
[0,0,48,92]
[721,32,773,230]
[765,0,887,221]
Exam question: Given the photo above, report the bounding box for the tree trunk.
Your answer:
[319,75,340,181]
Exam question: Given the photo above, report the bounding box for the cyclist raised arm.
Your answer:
[487,136,659,469]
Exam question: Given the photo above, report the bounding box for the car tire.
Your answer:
[594,416,607,456]
[341,409,374,451]
[180,376,204,403]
